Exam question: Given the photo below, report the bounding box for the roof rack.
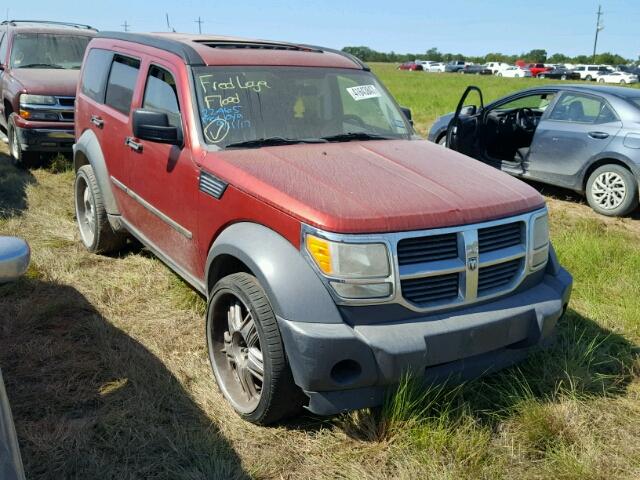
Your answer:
[1,19,96,30]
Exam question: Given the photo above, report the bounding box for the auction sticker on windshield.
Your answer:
[346,85,381,101]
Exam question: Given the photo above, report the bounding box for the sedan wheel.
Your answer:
[561,74,567,80]
[538,74,545,79]
[620,80,626,84]
[586,165,638,216]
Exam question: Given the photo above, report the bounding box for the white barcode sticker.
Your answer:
[346,84,381,101]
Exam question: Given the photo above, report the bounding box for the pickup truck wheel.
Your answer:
[74,165,126,253]
[207,272,303,424]
[7,120,36,166]
[586,165,639,216]
[585,75,592,81]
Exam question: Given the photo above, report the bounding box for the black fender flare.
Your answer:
[205,222,344,324]
[73,129,120,216]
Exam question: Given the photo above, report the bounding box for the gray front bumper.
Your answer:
[278,266,572,416]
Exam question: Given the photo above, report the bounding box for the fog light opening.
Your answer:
[330,359,362,385]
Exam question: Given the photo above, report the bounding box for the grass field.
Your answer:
[1,68,639,479]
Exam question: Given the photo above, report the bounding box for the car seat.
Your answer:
[566,101,585,122]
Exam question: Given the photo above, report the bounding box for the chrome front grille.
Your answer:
[397,232,458,265]
[478,258,522,296]
[397,217,530,310]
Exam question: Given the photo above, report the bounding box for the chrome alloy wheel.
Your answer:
[75,175,96,246]
[215,296,264,412]
[591,171,627,210]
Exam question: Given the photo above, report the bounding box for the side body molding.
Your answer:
[74,129,120,216]
[206,223,344,324]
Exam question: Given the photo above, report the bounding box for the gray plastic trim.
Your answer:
[74,129,120,216]
[206,222,343,324]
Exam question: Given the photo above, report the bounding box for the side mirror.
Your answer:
[0,237,30,283]
[460,105,477,116]
[132,109,183,146]
[400,106,414,126]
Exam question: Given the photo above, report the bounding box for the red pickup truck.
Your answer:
[73,32,572,424]
[516,60,550,77]
[0,20,95,164]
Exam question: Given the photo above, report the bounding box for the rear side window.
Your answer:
[80,48,113,102]
[142,65,181,127]
[548,93,618,124]
[105,54,140,115]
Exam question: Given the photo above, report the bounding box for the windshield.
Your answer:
[193,66,411,148]
[10,33,91,69]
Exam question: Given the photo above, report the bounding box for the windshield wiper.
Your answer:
[320,132,395,142]
[224,137,327,149]
[18,63,64,69]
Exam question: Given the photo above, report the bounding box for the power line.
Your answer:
[195,16,203,34]
[592,5,604,62]
[121,20,130,32]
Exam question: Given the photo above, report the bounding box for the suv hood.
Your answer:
[208,140,545,233]
[9,68,79,97]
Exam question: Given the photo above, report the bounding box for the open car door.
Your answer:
[446,86,484,159]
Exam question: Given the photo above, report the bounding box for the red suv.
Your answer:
[0,20,95,163]
[73,32,572,424]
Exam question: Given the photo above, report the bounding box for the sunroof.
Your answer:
[193,40,322,53]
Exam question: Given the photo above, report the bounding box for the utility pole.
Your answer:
[195,16,203,34]
[121,20,130,32]
[592,5,604,62]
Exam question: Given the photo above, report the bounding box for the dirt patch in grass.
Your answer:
[1,127,639,479]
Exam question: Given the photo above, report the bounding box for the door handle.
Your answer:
[90,115,104,128]
[125,137,143,152]
[588,131,609,139]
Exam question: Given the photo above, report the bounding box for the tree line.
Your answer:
[341,46,635,66]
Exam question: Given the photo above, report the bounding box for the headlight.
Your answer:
[305,233,392,300]
[19,94,56,106]
[305,234,389,278]
[530,213,549,269]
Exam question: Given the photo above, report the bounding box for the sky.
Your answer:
[6,0,639,59]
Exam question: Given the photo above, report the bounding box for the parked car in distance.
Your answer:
[498,66,532,78]
[573,65,609,81]
[0,236,30,480]
[429,84,640,216]
[73,31,571,424]
[0,20,96,164]
[526,63,551,77]
[397,61,423,71]
[426,62,446,72]
[485,62,511,75]
[415,60,434,70]
[461,64,492,75]
[538,67,580,80]
[597,71,639,84]
[444,60,467,72]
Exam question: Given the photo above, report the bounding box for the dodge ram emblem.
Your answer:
[467,256,478,271]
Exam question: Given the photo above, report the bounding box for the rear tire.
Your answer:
[620,80,626,84]
[598,78,605,83]
[497,73,503,77]
[207,272,304,425]
[586,165,638,216]
[74,165,127,253]
[585,75,592,81]
[538,74,545,79]
[561,74,567,80]
[437,134,447,146]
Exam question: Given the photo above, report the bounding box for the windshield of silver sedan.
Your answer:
[193,66,411,148]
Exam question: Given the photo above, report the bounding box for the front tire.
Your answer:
[538,74,545,79]
[74,165,127,253]
[585,75,592,81]
[586,165,638,216]
[7,118,36,166]
[437,134,447,146]
[207,272,303,425]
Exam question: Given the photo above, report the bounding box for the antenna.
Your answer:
[195,16,203,34]
[121,20,130,32]
[166,13,176,32]
[592,5,604,62]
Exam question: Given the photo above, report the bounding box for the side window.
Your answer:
[0,33,7,65]
[104,54,140,115]
[142,65,181,127]
[80,48,113,103]
[548,93,618,124]
[496,93,556,111]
